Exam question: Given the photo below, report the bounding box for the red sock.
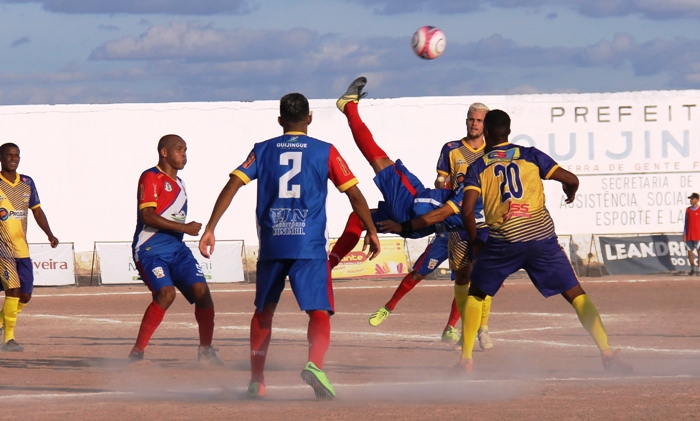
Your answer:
[385,272,420,311]
[134,301,166,352]
[307,311,331,369]
[250,308,274,383]
[195,306,215,347]
[344,101,389,163]
[446,297,460,328]
[329,212,365,269]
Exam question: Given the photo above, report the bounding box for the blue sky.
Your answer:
[1,0,698,105]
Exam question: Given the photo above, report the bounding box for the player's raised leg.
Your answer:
[337,77,393,175]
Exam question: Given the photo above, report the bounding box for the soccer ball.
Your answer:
[412,26,446,60]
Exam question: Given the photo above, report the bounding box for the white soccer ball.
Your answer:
[412,26,446,60]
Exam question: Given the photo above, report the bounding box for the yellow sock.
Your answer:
[3,297,20,342]
[17,301,26,313]
[480,295,492,329]
[461,295,484,360]
[454,284,470,321]
[571,294,610,352]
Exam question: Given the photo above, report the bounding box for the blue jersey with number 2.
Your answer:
[232,133,359,260]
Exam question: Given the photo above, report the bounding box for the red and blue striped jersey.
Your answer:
[232,133,358,260]
[132,166,188,257]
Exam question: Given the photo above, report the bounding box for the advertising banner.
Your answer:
[30,243,76,286]
[598,234,693,275]
[331,236,409,279]
[96,242,141,285]
[184,240,246,283]
[97,241,246,285]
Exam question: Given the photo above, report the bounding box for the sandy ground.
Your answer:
[1,273,699,420]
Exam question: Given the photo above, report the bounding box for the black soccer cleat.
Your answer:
[336,76,368,113]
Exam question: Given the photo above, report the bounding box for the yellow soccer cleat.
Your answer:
[368,306,391,327]
[441,326,460,343]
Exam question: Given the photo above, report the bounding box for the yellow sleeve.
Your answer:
[545,165,560,180]
[446,201,459,214]
[337,178,359,193]
[231,169,251,184]
[139,202,157,210]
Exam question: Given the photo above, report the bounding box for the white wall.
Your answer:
[2,89,698,252]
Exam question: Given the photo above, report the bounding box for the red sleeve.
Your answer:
[328,145,359,192]
[138,172,159,210]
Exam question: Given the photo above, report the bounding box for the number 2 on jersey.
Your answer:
[279,152,302,198]
[494,162,523,202]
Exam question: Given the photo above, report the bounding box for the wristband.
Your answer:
[400,220,413,236]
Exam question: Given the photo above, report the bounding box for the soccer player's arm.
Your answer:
[27,179,59,248]
[378,192,461,235]
[684,208,690,242]
[139,172,201,236]
[199,149,255,258]
[329,146,380,260]
[434,143,450,189]
[537,150,579,204]
[461,165,482,245]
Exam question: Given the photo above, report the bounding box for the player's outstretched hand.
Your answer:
[363,232,381,261]
[48,235,59,248]
[183,221,202,236]
[199,230,215,258]
[376,219,401,234]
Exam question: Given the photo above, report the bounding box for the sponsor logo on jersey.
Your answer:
[277,142,308,149]
[171,210,186,222]
[484,148,521,165]
[503,202,532,222]
[242,151,256,169]
[427,258,438,269]
[270,208,307,236]
[336,157,351,176]
[0,208,26,221]
[139,185,145,200]
[152,266,165,279]
[164,181,173,192]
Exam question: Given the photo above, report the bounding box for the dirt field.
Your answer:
[1,273,699,420]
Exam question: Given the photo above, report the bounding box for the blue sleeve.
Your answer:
[26,176,41,208]
[436,143,451,175]
[464,161,482,191]
[447,188,463,211]
[531,148,559,179]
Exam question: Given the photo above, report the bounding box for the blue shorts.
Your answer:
[686,241,700,251]
[470,237,579,298]
[0,258,33,294]
[255,259,334,313]
[413,234,449,276]
[135,242,206,304]
[372,160,423,224]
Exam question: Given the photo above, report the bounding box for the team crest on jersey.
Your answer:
[428,259,439,270]
[164,181,173,192]
[152,267,165,278]
[270,208,307,236]
[484,148,520,165]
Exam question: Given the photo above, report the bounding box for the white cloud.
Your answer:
[0,0,257,15]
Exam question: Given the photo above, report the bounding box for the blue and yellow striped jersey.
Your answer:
[0,173,41,258]
[464,143,559,242]
[436,139,485,190]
